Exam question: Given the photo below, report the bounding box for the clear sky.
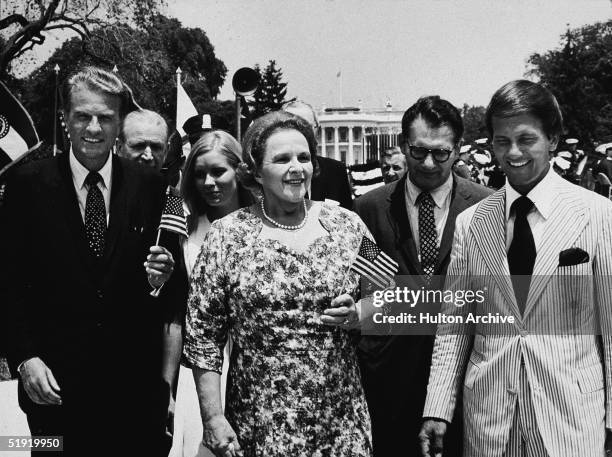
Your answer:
[168,0,612,110]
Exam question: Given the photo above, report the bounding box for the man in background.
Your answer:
[282,100,353,209]
[117,109,169,171]
[380,145,408,184]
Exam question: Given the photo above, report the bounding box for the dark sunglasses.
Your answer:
[408,143,454,163]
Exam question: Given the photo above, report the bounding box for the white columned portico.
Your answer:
[334,127,340,161]
[320,127,326,158]
[348,126,354,165]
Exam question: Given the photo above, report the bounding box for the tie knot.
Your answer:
[416,192,434,207]
[512,196,534,217]
[85,172,102,188]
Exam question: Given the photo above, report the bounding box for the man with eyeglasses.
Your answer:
[354,95,492,456]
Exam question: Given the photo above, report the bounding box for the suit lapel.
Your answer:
[436,177,475,274]
[310,158,324,201]
[524,178,587,316]
[470,189,520,316]
[388,176,423,276]
[102,155,127,267]
[55,153,97,273]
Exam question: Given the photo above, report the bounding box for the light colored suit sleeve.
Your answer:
[594,200,612,429]
[422,206,476,422]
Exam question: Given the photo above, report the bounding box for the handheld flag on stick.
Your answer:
[0,81,42,177]
[157,187,188,243]
[350,236,398,289]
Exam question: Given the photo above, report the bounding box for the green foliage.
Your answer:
[18,15,227,144]
[461,104,487,143]
[527,20,612,145]
[252,60,288,118]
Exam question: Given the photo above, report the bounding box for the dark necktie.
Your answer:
[85,172,106,258]
[417,192,439,278]
[508,196,536,314]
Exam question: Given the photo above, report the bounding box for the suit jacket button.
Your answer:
[507,387,517,395]
[520,329,528,337]
[96,289,104,299]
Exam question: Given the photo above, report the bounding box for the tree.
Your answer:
[0,0,167,79]
[20,15,227,144]
[252,60,288,118]
[527,20,612,145]
[461,104,487,143]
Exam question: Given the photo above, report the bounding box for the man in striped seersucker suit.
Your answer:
[419,80,612,457]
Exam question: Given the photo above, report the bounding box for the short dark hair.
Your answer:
[62,66,139,118]
[239,111,319,191]
[401,96,463,147]
[485,79,563,138]
[381,146,402,160]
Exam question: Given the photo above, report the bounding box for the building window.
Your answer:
[339,127,348,142]
[340,149,347,164]
[325,128,333,143]
[353,128,362,142]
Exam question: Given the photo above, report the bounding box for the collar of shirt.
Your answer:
[505,166,557,222]
[69,147,113,193]
[405,172,454,208]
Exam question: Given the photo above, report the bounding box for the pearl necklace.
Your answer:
[260,198,308,230]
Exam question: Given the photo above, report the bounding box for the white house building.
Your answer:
[317,101,403,165]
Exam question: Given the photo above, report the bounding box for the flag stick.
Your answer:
[53,64,60,156]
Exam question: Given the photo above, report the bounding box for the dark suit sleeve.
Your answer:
[333,161,353,210]
[157,230,188,324]
[1,169,41,373]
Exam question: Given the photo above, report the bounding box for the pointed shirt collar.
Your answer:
[505,167,559,222]
[405,173,454,208]
[69,147,112,191]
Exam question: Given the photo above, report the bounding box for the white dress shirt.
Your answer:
[69,149,112,224]
[404,173,453,259]
[504,167,559,252]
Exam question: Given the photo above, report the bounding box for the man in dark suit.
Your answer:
[354,96,492,456]
[282,100,353,209]
[2,67,177,456]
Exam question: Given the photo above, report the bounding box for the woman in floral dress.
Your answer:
[184,111,372,457]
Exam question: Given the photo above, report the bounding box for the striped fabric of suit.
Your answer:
[423,172,612,457]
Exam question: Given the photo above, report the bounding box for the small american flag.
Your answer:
[351,236,398,288]
[158,189,188,238]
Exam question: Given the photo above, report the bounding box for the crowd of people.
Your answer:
[1,65,612,457]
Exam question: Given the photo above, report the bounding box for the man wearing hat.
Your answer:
[592,144,612,195]
[182,114,212,146]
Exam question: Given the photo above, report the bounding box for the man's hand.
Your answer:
[419,419,447,457]
[145,245,174,288]
[203,415,243,457]
[19,357,62,406]
[321,294,361,330]
[165,393,176,439]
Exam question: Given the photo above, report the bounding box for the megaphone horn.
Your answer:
[232,67,259,96]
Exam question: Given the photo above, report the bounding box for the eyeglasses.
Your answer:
[407,143,454,163]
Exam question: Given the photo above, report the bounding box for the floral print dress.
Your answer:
[184,203,372,457]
